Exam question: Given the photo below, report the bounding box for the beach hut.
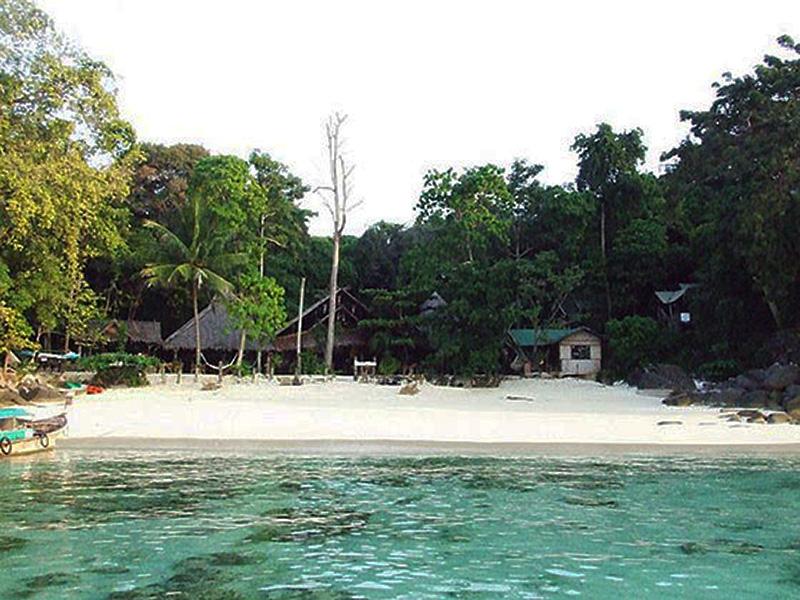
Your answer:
[99,320,163,351]
[271,288,370,372]
[508,327,602,378]
[162,301,269,368]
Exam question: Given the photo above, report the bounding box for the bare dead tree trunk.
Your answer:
[325,235,340,370]
[316,113,359,373]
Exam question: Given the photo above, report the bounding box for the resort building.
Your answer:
[271,288,370,372]
[508,327,602,378]
[97,319,163,352]
[162,300,270,369]
[162,288,370,374]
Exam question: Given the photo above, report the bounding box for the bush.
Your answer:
[606,316,662,377]
[697,359,740,382]
[299,350,326,375]
[76,353,160,388]
[378,354,401,376]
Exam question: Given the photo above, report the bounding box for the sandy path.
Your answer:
[63,378,800,446]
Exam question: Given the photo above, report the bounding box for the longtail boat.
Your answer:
[0,407,68,458]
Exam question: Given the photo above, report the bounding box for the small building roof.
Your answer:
[89,319,163,345]
[271,288,369,352]
[509,327,597,348]
[163,301,268,352]
[118,320,162,344]
[420,292,447,317]
[655,283,697,305]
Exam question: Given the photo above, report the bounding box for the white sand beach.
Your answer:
[65,378,800,447]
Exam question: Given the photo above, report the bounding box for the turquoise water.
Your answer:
[1,451,800,598]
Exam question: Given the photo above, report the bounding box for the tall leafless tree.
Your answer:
[315,113,359,372]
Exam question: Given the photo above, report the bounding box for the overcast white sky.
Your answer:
[40,0,800,235]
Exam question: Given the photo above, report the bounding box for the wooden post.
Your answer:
[176,369,182,385]
[217,361,223,384]
[159,363,166,384]
[295,277,306,378]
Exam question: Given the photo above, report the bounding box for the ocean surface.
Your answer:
[1,450,799,599]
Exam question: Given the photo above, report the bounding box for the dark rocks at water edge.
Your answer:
[627,364,696,392]
[662,362,800,421]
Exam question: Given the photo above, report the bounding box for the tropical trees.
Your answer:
[664,35,800,333]
[0,0,136,348]
[141,197,239,377]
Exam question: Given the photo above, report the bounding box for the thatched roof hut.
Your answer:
[162,301,268,352]
[100,320,163,345]
[272,288,369,353]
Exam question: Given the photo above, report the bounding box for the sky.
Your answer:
[39,0,800,235]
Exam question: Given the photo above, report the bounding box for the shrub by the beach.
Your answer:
[378,355,401,376]
[298,350,326,375]
[77,353,160,387]
[697,359,740,382]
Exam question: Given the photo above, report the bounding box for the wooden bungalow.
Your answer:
[271,288,370,372]
[162,301,267,369]
[509,327,601,378]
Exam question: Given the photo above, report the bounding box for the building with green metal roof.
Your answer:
[508,327,601,378]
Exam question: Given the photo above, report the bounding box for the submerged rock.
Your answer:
[21,572,79,596]
[563,495,619,508]
[247,507,372,543]
[0,536,27,553]
[680,539,764,556]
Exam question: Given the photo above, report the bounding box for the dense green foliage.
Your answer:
[605,316,662,377]
[2,1,798,378]
[77,352,160,387]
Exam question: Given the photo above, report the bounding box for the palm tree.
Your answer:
[141,197,240,378]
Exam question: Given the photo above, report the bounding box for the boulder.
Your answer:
[708,388,746,407]
[628,364,695,392]
[739,390,770,408]
[737,409,764,419]
[744,368,767,383]
[767,412,792,424]
[398,381,419,396]
[763,364,800,391]
[0,388,26,406]
[748,414,767,424]
[17,384,65,402]
[662,391,697,407]
[783,395,800,413]
[784,384,800,399]
[733,375,759,391]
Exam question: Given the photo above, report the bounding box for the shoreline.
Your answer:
[59,378,800,452]
[59,436,800,456]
